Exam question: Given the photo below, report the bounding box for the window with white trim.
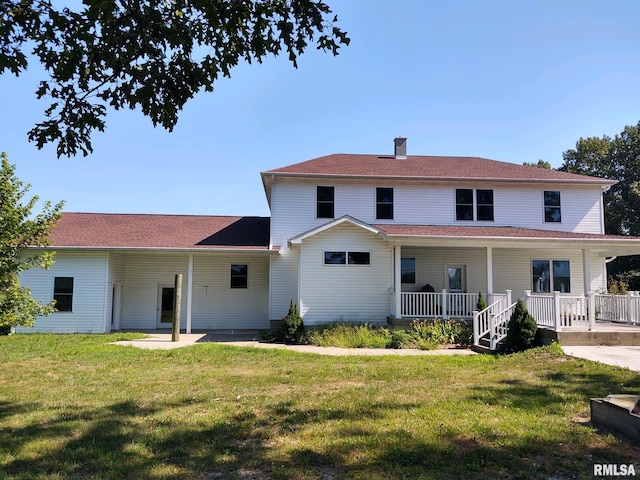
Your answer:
[532,260,570,293]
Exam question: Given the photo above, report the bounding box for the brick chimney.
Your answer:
[394,137,407,159]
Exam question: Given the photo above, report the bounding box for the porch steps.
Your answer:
[471,334,504,354]
[538,325,640,346]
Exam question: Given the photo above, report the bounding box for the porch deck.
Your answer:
[538,323,640,346]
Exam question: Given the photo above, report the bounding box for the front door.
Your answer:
[157,285,175,328]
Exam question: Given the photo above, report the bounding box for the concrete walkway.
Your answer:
[562,345,640,372]
[111,333,477,356]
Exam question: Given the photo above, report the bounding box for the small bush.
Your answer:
[504,299,537,353]
[0,325,12,336]
[279,301,305,344]
[477,291,488,312]
[387,329,413,349]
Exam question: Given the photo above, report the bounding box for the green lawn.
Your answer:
[1,334,639,479]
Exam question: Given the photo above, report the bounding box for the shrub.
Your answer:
[387,329,413,349]
[477,291,488,311]
[279,301,305,344]
[307,323,391,348]
[504,299,537,353]
[0,325,12,336]
[409,318,472,347]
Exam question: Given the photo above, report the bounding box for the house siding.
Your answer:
[120,253,190,330]
[297,223,393,325]
[18,251,108,333]
[191,253,269,329]
[269,248,299,321]
[269,179,605,243]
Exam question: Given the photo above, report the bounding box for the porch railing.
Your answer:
[400,289,507,318]
[524,291,596,330]
[473,292,513,349]
[594,292,640,324]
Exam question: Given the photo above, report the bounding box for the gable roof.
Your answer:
[261,154,615,204]
[289,215,383,245]
[47,213,271,251]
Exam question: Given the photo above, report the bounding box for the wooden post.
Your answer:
[172,274,182,342]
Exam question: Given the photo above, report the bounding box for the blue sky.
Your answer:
[1,0,639,217]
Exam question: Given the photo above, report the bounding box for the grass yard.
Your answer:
[1,334,640,479]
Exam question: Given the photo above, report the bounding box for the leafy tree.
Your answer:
[0,152,64,331]
[522,159,552,169]
[1,1,350,157]
[559,123,640,288]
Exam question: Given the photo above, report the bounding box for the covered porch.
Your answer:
[379,225,640,350]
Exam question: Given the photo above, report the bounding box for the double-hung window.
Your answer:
[316,186,334,219]
[54,277,74,312]
[532,260,570,293]
[544,191,561,223]
[476,189,494,221]
[230,264,248,288]
[376,188,394,219]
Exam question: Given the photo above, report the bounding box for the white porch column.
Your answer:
[486,246,493,294]
[393,245,402,318]
[582,249,591,296]
[186,253,194,333]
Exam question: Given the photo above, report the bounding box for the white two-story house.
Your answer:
[19,138,640,334]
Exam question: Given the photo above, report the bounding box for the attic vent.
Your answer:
[394,137,407,159]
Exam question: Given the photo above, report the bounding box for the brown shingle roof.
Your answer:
[263,154,614,184]
[376,224,633,241]
[48,213,271,250]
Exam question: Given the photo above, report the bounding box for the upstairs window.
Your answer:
[316,186,334,219]
[376,187,394,219]
[230,264,248,288]
[532,260,570,293]
[455,189,473,221]
[476,189,494,221]
[544,191,561,223]
[54,277,74,312]
[456,189,494,221]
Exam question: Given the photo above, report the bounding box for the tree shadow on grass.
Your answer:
[3,392,640,479]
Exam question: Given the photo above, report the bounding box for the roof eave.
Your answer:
[264,171,616,187]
